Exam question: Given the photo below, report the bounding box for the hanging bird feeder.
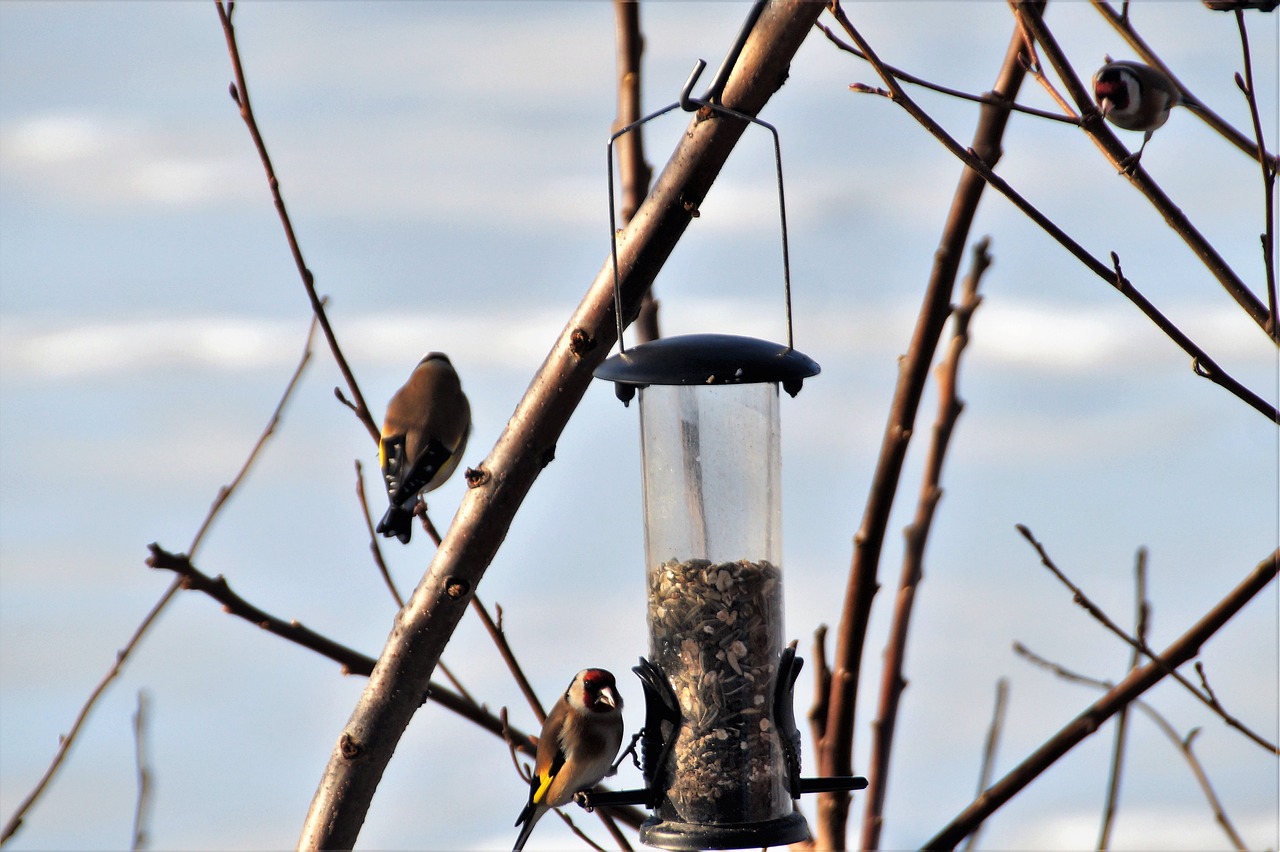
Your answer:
[588,5,865,848]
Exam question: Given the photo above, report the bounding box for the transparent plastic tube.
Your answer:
[639,382,794,831]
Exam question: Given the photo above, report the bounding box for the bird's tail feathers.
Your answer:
[376,504,414,544]
[1179,94,1206,115]
[512,803,546,852]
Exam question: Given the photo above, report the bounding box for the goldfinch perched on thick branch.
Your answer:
[376,352,470,544]
[513,669,624,852]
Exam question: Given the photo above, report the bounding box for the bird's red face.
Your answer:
[575,668,622,714]
[1094,72,1130,115]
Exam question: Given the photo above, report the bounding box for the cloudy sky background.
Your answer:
[1,2,1276,850]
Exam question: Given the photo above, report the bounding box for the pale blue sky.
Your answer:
[1,2,1276,850]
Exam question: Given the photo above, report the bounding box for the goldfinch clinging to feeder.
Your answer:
[376,352,471,544]
[1093,59,1184,170]
[513,669,625,852]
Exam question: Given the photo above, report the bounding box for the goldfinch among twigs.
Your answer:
[1093,59,1185,170]
[376,352,470,544]
[513,669,624,852]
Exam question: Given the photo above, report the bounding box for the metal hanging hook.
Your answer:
[681,0,766,110]
[607,0,794,355]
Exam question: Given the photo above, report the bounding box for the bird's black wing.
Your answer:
[387,438,453,506]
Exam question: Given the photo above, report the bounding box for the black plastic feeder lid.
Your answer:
[595,333,820,400]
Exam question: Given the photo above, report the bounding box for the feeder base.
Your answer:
[639,812,810,851]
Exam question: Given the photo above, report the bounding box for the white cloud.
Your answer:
[2,298,1269,384]
[1,111,252,209]
[970,299,1273,374]
[2,113,103,163]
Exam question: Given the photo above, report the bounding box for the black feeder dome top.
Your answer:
[595,333,820,404]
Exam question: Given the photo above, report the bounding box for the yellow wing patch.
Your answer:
[532,771,554,805]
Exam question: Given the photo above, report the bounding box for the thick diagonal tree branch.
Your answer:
[297,3,826,847]
[923,548,1279,849]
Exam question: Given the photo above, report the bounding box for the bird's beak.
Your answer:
[598,687,619,710]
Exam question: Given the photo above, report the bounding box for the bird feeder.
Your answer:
[588,14,863,845]
[597,336,817,850]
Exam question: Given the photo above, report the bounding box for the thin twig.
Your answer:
[192,311,319,555]
[827,4,1277,421]
[471,596,547,724]
[130,691,153,852]
[924,548,1279,849]
[419,503,444,547]
[1014,643,1251,851]
[808,624,830,748]
[593,806,635,852]
[0,313,319,847]
[1017,525,1278,754]
[816,22,1077,125]
[1012,1,1275,343]
[500,707,531,780]
[355,459,405,610]
[1097,548,1147,849]
[215,0,381,444]
[962,678,1008,852]
[1090,0,1279,169]
[1232,9,1278,335]
[860,238,989,851]
[554,811,609,852]
[0,580,177,848]
[1004,0,1079,118]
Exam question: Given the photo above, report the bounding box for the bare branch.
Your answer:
[612,0,659,344]
[1231,9,1278,335]
[924,548,1279,849]
[816,21,1077,124]
[1018,525,1278,753]
[1012,1,1275,342]
[130,691,153,852]
[808,624,830,748]
[962,678,1008,852]
[0,313,319,847]
[1097,548,1147,850]
[818,8,1034,846]
[859,238,990,851]
[355,459,405,610]
[214,0,381,444]
[1090,0,1279,169]
[192,311,320,554]
[1003,0,1079,118]
[827,4,1277,421]
[352,461,474,705]
[1014,643,1251,851]
[145,543,649,837]
[471,596,547,725]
